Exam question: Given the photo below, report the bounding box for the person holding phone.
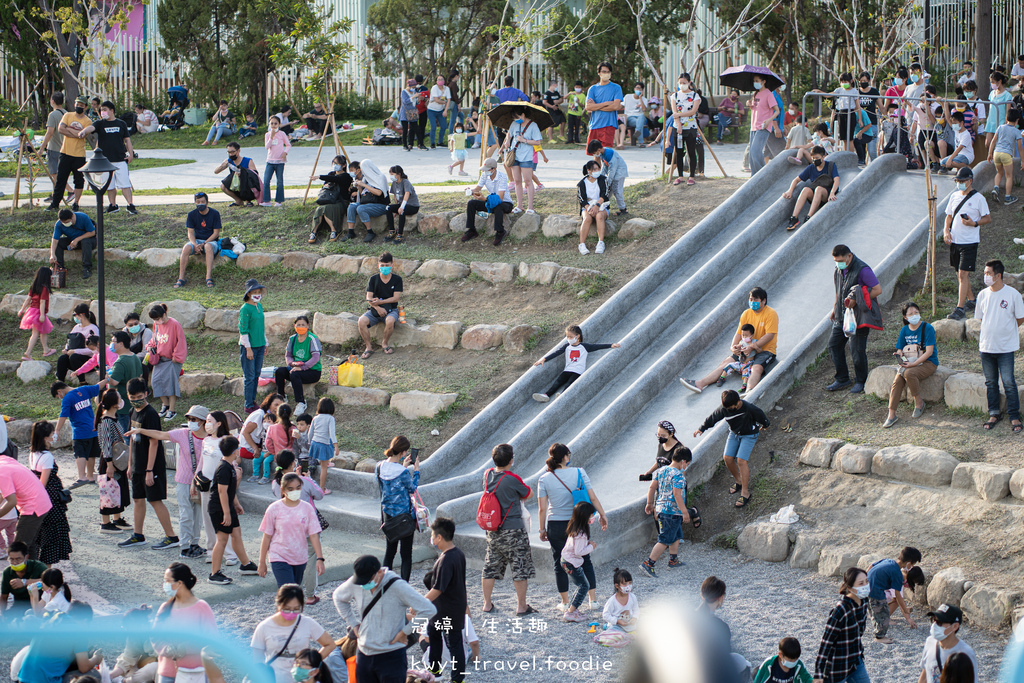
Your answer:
[883,303,937,428]
[375,436,419,582]
[943,166,990,322]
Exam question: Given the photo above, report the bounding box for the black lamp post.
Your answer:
[82,149,116,381]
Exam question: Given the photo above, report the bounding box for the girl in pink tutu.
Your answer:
[17,267,56,360]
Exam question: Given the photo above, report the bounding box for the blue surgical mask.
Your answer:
[753,82,763,90]
[379,266,392,276]
[907,314,921,325]
[128,324,141,334]
[910,74,919,83]
[836,260,849,270]
[332,164,342,172]
[362,580,376,591]
[781,659,798,669]
[749,301,762,312]
[894,78,905,86]
[964,91,975,98]
[956,182,967,192]
[291,666,313,682]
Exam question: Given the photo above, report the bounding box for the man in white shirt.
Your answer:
[1011,55,1024,80]
[944,167,991,321]
[976,258,1024,431]
[956,60,976,87]
[918,604,979,683]
[462,158,512,246]
[622,82,649,145]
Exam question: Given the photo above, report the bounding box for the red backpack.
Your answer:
[476,469,511,531]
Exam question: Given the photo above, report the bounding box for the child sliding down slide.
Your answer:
[532,324,621,402]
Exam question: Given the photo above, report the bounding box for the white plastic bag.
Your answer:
[522,504,532,535]
[769,504,799,524]
[99,661,113,683]
[842,307,857,337]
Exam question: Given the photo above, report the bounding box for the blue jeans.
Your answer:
[448,109,465,134]
[981,351,1020,420]
[562,561,589,609]
[717,114,733,140]
[749,129,770,175]
[206,122,235,143]
[271,561,306,587]
[263,162,285,203]
[724,432,759,462]
[346,201,389,227]
[627,114,647,144]
[427,109,447,146]
[835,660,871,683]
[239,344,266,410]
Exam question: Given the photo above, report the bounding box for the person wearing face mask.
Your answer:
[667,73,702,185]
[753,637,813,683]
[622,82,649,145]
[988,108,1023,205]
[856,72,881,160]
[239,279,268,414]
[543,79,566,141]
[585,62,623,149]
[639,446,693,578]
[812,567,870,683]
[357,252,403,358]
[102,330,144,433]
[344,159,391,243]
[290,649,334,683]
[46,95,93,212]
[261,115,292,207]
[463,157,513,245]
[938,110,974,173]
[309,155,352,243]
[828,73,862,152]
[984,72,1012,146]
[76,100,138,213]
[424,517,468,682]
[175,192,222,289]
[155,562,216,682]
[943,167,990,322]
[481,443,535,615]
[827,245,882,393]
[747,76,780,175]
[26,421,73,567]
[399,78,419,151]
[883,67,909,119]
[532,324,621,401]
[918,604,979,683]
[864,547,922,642]
[216,141,261,206]
[273,316,322,415]
[692,389,770,508]
[601,568,638,633]
[0,541,47,614]
[385,164,420,243]
[427,75,451,148]
[975,259,1024,432]
[52,372,108,487]
[566,80,587,145]
[780,145,840,229]
[575,160,609,255]
[50,207,97,281]
[257,473,325,588]
[640,420,686,482]
[95,389,130,531]
[884,303,937,428]
[715,89,744,143]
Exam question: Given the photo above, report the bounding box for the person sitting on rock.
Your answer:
[357,252,403,359]
[175,192,221,290]
[462,158,514,247]
[883,302,937,428]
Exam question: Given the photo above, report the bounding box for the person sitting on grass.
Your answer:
[175,192,221,289]
[692,390,770,509]
[576,160,609,256]
[531,325,621,403]
[781,146,839,231]
[357,252,403,359]
[238,113,258,139]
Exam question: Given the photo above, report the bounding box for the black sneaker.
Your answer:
[340,230,356,242]
[105,204,120,214]
[151,536,181,550]
[126,204,139,215]
[616,209,629,216]
[190,544,207,558]
[493,231,506,246]
[947,307,966,321]
[164,411,177,420]
[118,533,147,548]
[114,518,131,528]
[99,522,123,534]
[460,229,479,243]
[384,230,396,243]
[72,203,79,212]
[208,571,232,585]
[965,299,976,311]
[362,230,377,243]
[82,267,92,279]
[45,204,59,212]
[238,561,259,575]
[786,216,800,231]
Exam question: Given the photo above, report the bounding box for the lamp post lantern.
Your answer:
[82,148,116,381]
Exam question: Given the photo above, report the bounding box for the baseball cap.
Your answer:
[352,555,382,585]
[75,95,89,106]
[927,604,963,624]
[955,167,973,181]
[482,158,498,171]
[185,405,209,421]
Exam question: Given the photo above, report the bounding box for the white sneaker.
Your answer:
[532,393,550,403]
[525,209,536,214]
[224,557,240,567]
[295,402,307,416]
[448,164,453,176]
[578,243,589,255]
[458,171,469,176]
[595,241,605,254]
[205,555,213,564]
[1014,238,1024,246]
[259,202,274,207]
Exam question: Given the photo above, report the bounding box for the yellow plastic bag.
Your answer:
[336,361,363,388]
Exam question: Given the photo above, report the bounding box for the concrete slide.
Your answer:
[239,150,990,576]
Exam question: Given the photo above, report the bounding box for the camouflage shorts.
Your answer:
[868,597,891,637]
[483,528,536,581]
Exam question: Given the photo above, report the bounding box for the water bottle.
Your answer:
[398,305,406,324]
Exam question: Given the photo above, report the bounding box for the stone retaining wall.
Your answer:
[865,366,1010,415]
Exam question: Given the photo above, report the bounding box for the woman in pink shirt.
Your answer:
[746,76,780,176]
[257,472,324,587]
[0,450,53,561]
[155,562,217,683]
[145,303,187,419]
[261,116,292,207]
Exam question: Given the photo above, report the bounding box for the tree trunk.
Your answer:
[976,0,991,100]
[40,0,83,101]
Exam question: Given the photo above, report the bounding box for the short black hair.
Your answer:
[906,566,926,592]
[112,330,131,348]
[492,443,514,467]
[226,141,240,151]
[52,92,64,106]
[598,61,612,73]
[296,413,313,425]
[101,100,115,111]
[1008,109,1021,124]
[379,251,394,264]
[721,389,741,407]
[58,208,74,221]
[986,259,1005,277]
[700,575,726,602]
[127,377,148,396]
[586,139,605,155]
[839,72,853,82]
[749,287,767,303]
[740,323,756,334]
[898,546,922,564]
[430,516,456,541]
[811,145,827,157]
[504,76,514,86]
[671,447,692,463]
[832,244,852,258]
[220,436,240,456]
[50,381,68,398]
[8,540,28,555]
[779,637,801,659]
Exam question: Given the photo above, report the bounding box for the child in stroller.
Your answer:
[160,86,190,130]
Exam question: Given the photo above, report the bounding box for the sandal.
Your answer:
[516,605,538,616]
[983,416,1002,430]
[360,349,374,360]
[206,279,215,288]
[729,482,741,495]
[735,495,751,508]
[689,506,702,528]
[383,346,394,355]
[173,278,186,289]
[482,604,497,613]
[305,595,321,606]
[21,355,32,361]
[308,232,318,244]
[1014,421,1023,434]
[42,349,57,357]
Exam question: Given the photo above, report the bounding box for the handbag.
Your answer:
[411,490,431,531]
[97,474,121,509]
[185,434,204,501]
[50,267,67,290]
[553,468,592,507]
[66,331,86,350]
[59,487,73,504]
[376,464,416,542]
[335,361,363,388]
[842,306,858,337]
[111,441,130,471]
[315,505,330,531]
[317,183,342,205]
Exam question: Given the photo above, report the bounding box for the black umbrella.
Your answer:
[487,101,554,131]
[719,65,785,92]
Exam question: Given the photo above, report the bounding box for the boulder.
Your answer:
[1010,469,1024,500]
[312,311,360,345]
[326,386,391,407]
[355,459,378,473]
[179,373,226,395]
[390,391,458,420]
[103,248,134,261]
[865,364,956,404]
[928,567,968,609]
[503,325,541,354]
[264,310,313,337]
[519,261,562,285]
[871,445,959,487]
[142,300,206,330]
[203,308,238,333]
[604,218,619,235]
[334,452,360,470]
[49,294,92,321]
[315,254,364,275]
[789,533,823,570]
[798,437,844,468]
[470,261,515,284]
[17,360,52,384]
[818,547,861,577]
[417,212,456,235]
[858,554,886,571]
[416,259,470,280]
[931,318,965,342]
[553,266,602,288]
[542,214,580,238]
[410,321,462,350]
[14,248,52,263]
[460,324,509,351]
[222,377,245,397]
[865,366,898,400]
[236,252,282,270]
[736,521,792,562]
[136,248,183,268]
[920,365,959,403]
[89,300,138,327]
[951,462,1013,501]
[6,419,70,448]
[964,317,982,341]
[0,246,17,260]
[619,218,656,240]
[962,585,1020,627]
[944,372,1005,414]
[832,443,876,474]
[510,211,541,238]
[0,294,27,316]
[0,361,20,376]
[281,251,321,271]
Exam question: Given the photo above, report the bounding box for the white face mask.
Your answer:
[567,337,580,345]
[187,421,201,432]
[575,87,582,93]
[206,420,216,433]
[620,584,633,593]
[930,622,950,641]
[781,659,798,669]
[285,489,302,502]
[332,164,342,172]
[854,584,871,599]
[251,294,262,303]
[984,274,995,287]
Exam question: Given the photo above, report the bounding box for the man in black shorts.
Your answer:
[944,166,990,321]
[120,378,180,550]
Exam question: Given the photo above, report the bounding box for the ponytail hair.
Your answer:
[546,443,570,472]
[73,302,96,325]
[385,435,410,459]
[159,562,197,621]
[148,303,167,321]
[274,450,296,485]
[95,389,121,430]
[276,403,293,435]
[41,568,71,602]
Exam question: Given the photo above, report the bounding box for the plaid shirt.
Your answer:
[815,596,867,682]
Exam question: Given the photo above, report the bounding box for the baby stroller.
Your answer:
[160,86,190,130]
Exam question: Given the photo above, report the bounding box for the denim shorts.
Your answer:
[363,307,399,327]
[187,240,221,256]
[943,154,970,165]
[724,431,759,462]
[656,513,684,545]
[512,159,537,169]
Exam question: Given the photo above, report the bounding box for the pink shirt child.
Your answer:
[0,457,53,517]
[265,130,291,163]
[560,531,595,568]
[165,428,207,485]
[264,422,292,456]
[258,499,322,565]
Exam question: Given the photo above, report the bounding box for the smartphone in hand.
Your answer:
[409,448,420,463]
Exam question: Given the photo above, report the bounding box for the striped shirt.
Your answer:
[815,595,868,682]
